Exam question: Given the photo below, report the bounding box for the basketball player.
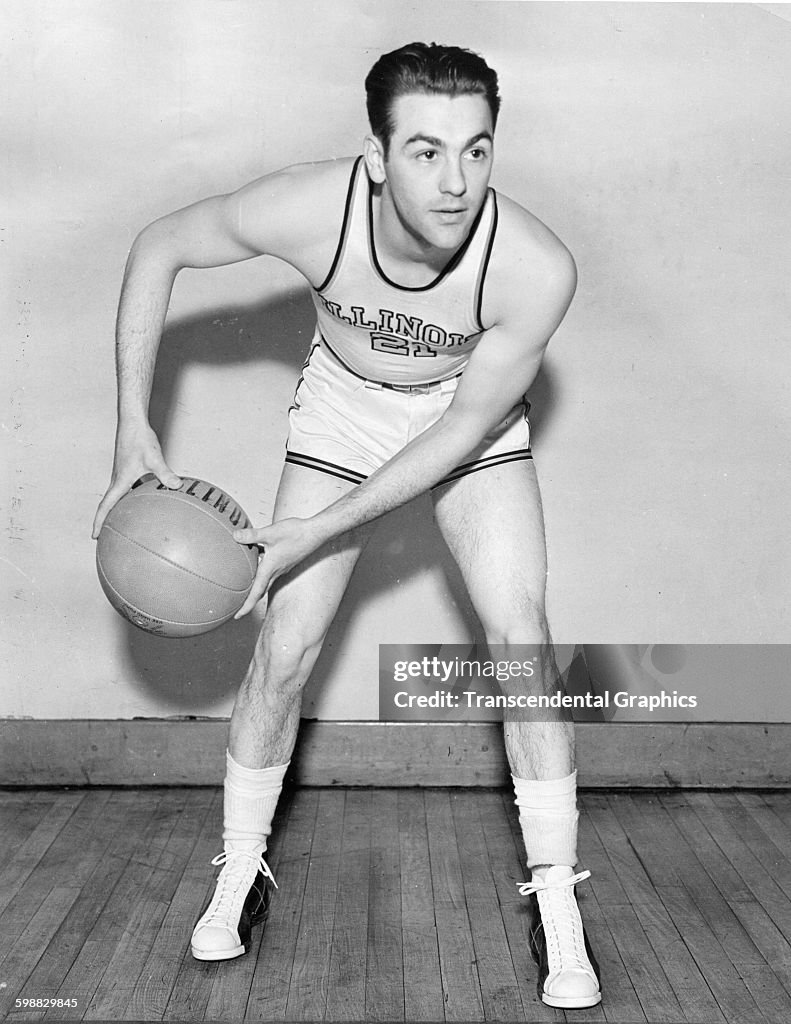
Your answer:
[93,44,601,1009]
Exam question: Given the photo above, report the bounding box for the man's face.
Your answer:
[369,91,495,254]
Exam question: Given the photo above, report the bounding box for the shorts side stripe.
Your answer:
[433,448,533,488]
[285,451,368,485]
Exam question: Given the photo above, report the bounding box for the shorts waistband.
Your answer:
[320,335,462,394]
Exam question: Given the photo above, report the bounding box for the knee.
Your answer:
[481,594,551,650]
[244,610,325,701]
[480,597,559,699]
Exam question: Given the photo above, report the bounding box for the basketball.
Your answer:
[96,474,259,637]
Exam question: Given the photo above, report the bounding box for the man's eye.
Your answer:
[418,150,437,161]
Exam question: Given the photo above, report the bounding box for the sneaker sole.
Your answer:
[541,990,602,1009]
[191,942,246,961]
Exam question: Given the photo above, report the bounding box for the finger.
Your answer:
[234,592,259,618]
[92,484,127,538]
[234,567,274,618]
[154,464,182,489]
[234,582,266,618]
[233,527,264,545]
[91,503,108,540]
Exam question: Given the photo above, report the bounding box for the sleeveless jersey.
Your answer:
[311,156,499,386]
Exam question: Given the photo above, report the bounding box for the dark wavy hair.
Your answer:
[365,42,500,155]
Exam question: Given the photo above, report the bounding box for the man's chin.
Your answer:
[431,224,471,251]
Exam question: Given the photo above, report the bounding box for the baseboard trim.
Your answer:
[0,719,788,787]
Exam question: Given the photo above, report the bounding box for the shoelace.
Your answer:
[516,868,591,898]
[517,870,593,972]
[200,849,278,926]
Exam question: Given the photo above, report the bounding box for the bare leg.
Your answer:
[432,459,573,780]
[229,463,374,768]
[432,460,600,1009]
[192,464,373,962]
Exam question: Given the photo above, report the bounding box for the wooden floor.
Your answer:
[1,789,791,1024]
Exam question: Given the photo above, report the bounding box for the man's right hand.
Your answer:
[92,425,182,538]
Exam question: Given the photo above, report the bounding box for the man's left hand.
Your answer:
[233,516,325,617]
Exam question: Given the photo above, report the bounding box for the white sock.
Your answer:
[512,770,579,871]
[223,750,289,853]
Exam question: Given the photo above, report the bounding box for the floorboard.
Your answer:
[451,790,529,1023]
[425,790,485,1022]
[398,790,445,1023]
[365,790,404,1023]
[244,785,317,1022]
[285,788,345,1021]
[0,793,62,871]
[325,789,371,1022]
[577,803,646,1023]
[124,788,218,1021]
[3,787,791,1023]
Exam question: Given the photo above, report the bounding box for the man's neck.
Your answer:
[372,186,460,286]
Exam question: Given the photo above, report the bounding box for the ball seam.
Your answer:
[101,525,253,593]
[97,561,231,627]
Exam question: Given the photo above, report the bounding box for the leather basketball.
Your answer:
[96,475,258,637]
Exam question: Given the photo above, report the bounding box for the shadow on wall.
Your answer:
[112,287,561,711]
[117,615,260,709]
[150,287,316,431]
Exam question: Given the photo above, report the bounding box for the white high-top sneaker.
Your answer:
[519,865,602,1008]
[191,847,276,961]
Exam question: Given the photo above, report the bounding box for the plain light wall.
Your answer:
[2,1,789,722]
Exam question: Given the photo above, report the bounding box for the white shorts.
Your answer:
[285,336,532,487]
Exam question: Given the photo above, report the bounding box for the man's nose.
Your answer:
[440,160,467,196]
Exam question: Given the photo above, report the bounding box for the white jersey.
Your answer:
[311,156,499,386]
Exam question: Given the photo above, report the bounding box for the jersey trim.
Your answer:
[474,190,499,332]
[367,181,492,293]
[315,157,364,294]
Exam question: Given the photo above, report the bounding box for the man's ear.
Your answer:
[364,133,387,184]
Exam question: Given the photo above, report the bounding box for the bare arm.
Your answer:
[92,161,352,536]
[234,217,578,612]
[116,198,267,422]
[91,198,266,536]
